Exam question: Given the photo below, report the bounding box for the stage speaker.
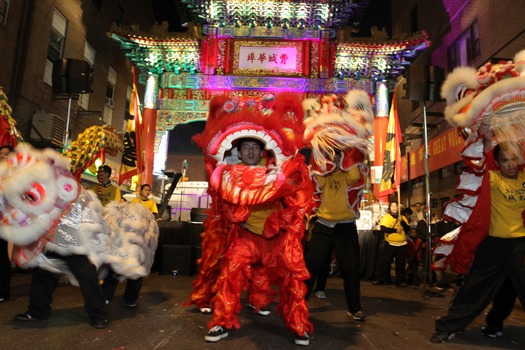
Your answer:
[404,64,427,101]
[427,65,445,83]
[427,83,443,102]
[404,64,444,102]
[52,58,92,95]
[190,207,208,223]
[404,82,427,102]
[161,245,196,276]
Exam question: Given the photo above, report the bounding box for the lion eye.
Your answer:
[456,85,471,102]
[22,183,45,205]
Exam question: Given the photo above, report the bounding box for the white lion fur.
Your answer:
[0,144,159,286]
[103,201,159,280]
[303,90,373,171]
[514,50,525,76]
[440,66,479,127]
[441,51,525,128]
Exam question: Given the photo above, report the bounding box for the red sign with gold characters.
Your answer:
[400,128,464,182]
[231,39,307,77]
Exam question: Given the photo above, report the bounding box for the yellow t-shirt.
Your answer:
[243,202,281,235]
[131,197,158,214]
[380,213,408,246]
[489,169,525,238]
[315,167,361,221]
[89,183,121,207]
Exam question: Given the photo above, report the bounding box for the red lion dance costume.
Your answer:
[187,93,314,338]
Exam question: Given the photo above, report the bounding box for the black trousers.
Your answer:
[314,255,331,293]
[102,271,143,304]
[28,254,107,321]
[0,239,10,299]
[374,242,407,284]
[436,236,525,333]
[486,277,517,330]
[304,221,362,314]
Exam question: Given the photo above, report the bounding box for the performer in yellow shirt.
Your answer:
[89,165,121,206]
[131,184,158,215]
[304,151,367,322]
[373,201,409,286]
[433,140,525,342]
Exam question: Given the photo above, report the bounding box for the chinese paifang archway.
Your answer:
[109,0,429,184]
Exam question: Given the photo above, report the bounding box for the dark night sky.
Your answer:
[151,0,187,32]
[168,121,205,155]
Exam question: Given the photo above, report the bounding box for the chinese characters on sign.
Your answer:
[238,46,297,71]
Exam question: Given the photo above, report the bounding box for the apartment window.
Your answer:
[84,42,96,66]
[103,67,117,125]
[0,0,11,26]
[78,42,96,110]
[447,20,480,69]
[105,67,117,107]
[44,9,68,85]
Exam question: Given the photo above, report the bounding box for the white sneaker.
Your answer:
[294,332,310,346]
[205,325,228,342]
[314,291,327,299]
[199,307,212,314]
[246,303,271,316]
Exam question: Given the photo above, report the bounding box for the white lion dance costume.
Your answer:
[0,139,158,284]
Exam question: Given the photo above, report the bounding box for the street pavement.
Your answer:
[0,271,523,350]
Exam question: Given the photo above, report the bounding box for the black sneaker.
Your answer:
[91,319,109,329]
[14,312,43,322]
[294,332,310,346]
[246,303,271,316]
[124,301,137,308]
[205,325,228,342]
[481,326,503,338]
[430,331,455,343]
[347,310,366,322]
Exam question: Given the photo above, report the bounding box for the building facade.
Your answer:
[392,0,525,214]
[0,0,155,180]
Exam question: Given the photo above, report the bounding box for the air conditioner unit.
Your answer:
[105,97,114,108]
[30,113,66,147]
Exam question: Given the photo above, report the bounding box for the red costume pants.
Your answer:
[209,229,312,335]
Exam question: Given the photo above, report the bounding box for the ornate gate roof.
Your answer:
[180,0,371,29]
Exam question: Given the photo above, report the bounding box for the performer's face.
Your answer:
[141,185,152,199]
[390,202,398,214]
[238,140,263,166]
[496,149,519,179]
[0,147,12,161]
[98,168,110,184]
